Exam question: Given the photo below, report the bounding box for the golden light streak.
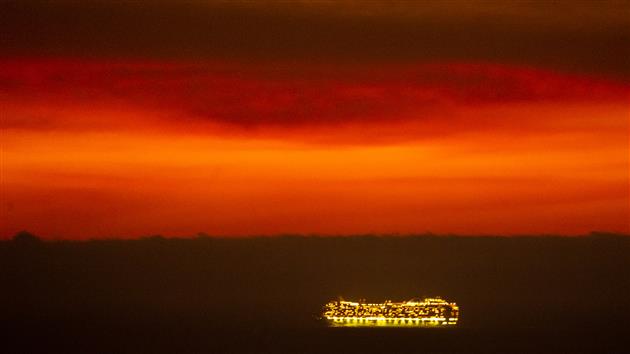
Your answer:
[323,297,459,327]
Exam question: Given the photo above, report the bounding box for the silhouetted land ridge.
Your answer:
[2,233,629,353]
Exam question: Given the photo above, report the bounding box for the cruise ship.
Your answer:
[323,297,459,327]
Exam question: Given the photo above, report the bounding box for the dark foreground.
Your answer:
[5,321,630,353]
[2,235,629,353]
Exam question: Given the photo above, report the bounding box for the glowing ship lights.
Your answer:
[323,297,459,327]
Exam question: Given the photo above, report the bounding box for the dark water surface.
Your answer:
[2,235,629,353]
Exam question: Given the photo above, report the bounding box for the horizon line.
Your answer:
[4,230,629,242]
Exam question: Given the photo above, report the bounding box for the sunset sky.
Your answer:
[1,1,629,238]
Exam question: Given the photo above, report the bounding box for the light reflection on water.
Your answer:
[327,318,457,328]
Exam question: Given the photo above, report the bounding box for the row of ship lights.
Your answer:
[329,317,458,325]
[325,298,458,325]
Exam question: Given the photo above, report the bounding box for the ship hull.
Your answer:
[326,316,458,327]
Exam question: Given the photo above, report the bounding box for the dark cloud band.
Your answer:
[2,2,629,79]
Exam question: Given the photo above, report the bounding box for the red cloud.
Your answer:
[1,59,628,134]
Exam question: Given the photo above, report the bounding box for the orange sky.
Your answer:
[1,60,629,238]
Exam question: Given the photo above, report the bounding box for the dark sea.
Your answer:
[2,235,629,353]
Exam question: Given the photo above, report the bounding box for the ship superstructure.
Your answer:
[323,297,459,326]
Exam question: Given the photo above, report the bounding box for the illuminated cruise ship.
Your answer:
[323,297,459,327]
